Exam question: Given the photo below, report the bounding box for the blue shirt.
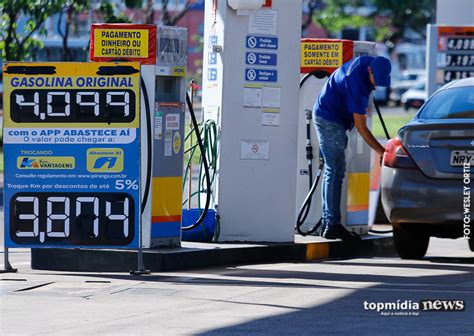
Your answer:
[314,56,375,130]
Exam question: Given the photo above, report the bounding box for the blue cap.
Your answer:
[370,56,391,87]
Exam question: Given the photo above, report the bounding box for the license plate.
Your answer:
[450,150,474,166]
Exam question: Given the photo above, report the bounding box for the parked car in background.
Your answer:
[374,86,389,106]
[389,69,426,105]
[381,78,474,259]
[401,81,428,111]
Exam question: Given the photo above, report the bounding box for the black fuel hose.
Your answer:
[140,77,152,215]
[295,70,329,236]
[368,98,393,234]
[295,155,324,236]
[182,92,212,231]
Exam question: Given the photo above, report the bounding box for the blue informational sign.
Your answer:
[246,36,278,50]
[245,52,277,66]
[2,62,141,249]
[209,35,218,47]
[245,68,278,82]
[208,68,218,81]
[208,52,218,65]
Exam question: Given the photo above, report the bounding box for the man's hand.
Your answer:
[353,113,385,156]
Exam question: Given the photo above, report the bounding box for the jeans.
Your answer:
[314,116,347,228]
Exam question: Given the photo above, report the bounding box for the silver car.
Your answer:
[381,78,474,259]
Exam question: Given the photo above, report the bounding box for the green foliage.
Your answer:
[305,0,435,42]
[0,0,65,61]
[370,0,435,39]
[310,0,374,37]
[125,0,143,9]
[98,0,132,23]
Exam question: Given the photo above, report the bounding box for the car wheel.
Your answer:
[403,103,409,111]
[468,238,474,252]
[393,226,430,259]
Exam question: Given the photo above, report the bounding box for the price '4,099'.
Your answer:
[11,89,136,123]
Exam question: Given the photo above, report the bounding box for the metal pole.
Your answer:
[131,172,150,276]
[2,247,17,273]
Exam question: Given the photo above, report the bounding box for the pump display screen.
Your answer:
[3,62,141,249]
[10,89,136,123]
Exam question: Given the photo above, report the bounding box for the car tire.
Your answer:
[468,238,474,252]
[393,226,429,259]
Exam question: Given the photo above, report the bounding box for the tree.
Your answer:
[97,0,133,23]
[57,0,89,61]
[302,0,372,38]
[0,0,64,61]
[160,0,196,26]
[370,0,435,41]
[302,0,322,33]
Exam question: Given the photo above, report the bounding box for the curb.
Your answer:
[31,235,394,273]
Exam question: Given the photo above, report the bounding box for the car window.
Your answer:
[418,86,474,119]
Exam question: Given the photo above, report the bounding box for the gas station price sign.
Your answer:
[3,62,141,248]
[437,26,474,83]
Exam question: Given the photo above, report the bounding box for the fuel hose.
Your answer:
[181,92,213,231]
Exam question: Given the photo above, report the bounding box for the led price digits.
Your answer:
[447,38,474,51]
[11,89,135,123]
[11,193,134,246]
[445,54,474,68]
[444,70,474,83]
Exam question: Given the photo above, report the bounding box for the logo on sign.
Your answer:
[247,52,257,64]
[172,66,186,76]
[247,36,258,49]
[93,157,118,169]
[173,131,181,154]
[20,158,39,168]
[87,148,124,172]
[246,69,257,81]
[17,157,75,169]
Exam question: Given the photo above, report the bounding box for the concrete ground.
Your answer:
[2,208,474,335]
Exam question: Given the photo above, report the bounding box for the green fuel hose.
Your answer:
[181,94,220,241]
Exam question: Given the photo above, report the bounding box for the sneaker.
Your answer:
[322,223,361,242]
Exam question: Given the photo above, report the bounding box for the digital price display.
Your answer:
[437,27,474,83]
[10,89,136,123]
[3,62,141,248]
[10,193,134,246]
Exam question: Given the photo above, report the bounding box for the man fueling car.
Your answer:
[313,56,392,240]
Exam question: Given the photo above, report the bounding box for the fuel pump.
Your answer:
[201,0,303,242]
[90,24,188,248]
[296,39,376,236]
